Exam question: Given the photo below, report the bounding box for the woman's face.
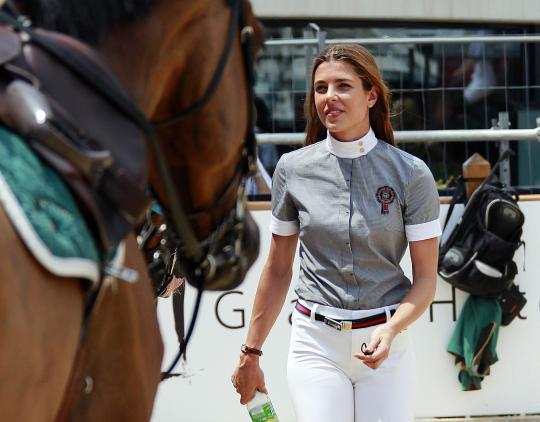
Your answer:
[313,60,377,141]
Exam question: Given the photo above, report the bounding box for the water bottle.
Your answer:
[246,390,279,422]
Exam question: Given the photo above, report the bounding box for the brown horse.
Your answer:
[0,0,261,420]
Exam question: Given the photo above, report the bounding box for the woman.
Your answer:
[231,43,441,422]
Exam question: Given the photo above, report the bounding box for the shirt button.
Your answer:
[359,147,366,154]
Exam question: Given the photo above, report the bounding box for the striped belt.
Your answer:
[295,301,396,331]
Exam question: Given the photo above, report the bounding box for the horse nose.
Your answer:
[191,210,260,291]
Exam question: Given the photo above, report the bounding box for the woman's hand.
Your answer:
[231,354,267,404]
[354,324,398,369]
[355,237,439,369]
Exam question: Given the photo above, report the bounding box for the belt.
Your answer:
[295,301,396,331]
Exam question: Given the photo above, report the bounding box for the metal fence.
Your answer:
[254,28,540,189]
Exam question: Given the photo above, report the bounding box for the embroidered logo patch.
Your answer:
[376,186,396,214]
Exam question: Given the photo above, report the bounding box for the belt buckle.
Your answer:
[341,320,352,330]
[323,317,352,331]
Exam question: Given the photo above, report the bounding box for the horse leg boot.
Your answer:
[66,234,163,422]
[0,206,84,422]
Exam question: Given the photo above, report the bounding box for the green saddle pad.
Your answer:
[0,125,104,284]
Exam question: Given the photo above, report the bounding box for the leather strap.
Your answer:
[54,277,107,422]
[241,344,263,356]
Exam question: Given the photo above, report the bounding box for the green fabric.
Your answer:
[447,295,502,391]
[0,125,98,262]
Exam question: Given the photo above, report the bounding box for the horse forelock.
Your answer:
[18,0,156,46]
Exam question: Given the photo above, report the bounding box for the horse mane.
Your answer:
[19,0,155,46]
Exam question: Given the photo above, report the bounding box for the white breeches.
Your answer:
[287,300,416,422]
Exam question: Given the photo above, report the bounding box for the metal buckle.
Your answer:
[341,321,353,330]
[323,317,352,331]
[104,264,139,283]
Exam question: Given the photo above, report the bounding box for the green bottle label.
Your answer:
[249,402,278,422]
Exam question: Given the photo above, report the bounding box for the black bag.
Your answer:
[438,151,525,298]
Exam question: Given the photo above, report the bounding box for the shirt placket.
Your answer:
[342,159,355,306]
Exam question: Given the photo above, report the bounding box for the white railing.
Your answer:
[265,33,540,47]
[256,127,540,145]
[255,112,540,186]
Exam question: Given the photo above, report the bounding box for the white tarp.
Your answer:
[152,202,540,422]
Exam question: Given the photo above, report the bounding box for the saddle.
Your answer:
[0,23,151,254]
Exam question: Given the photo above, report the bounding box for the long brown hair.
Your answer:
[304,43,395,146]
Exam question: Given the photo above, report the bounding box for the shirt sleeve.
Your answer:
[270,154,299,236]
[403,159,442,241]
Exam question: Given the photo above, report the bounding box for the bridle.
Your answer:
[140,0,257,288]
[137,0,259,376]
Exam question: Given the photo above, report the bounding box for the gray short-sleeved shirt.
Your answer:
[270,128,441,310]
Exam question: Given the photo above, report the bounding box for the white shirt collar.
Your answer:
[325,128,378,158]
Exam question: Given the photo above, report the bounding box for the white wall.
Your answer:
[151,202,540,422]
[250,0,540,24]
